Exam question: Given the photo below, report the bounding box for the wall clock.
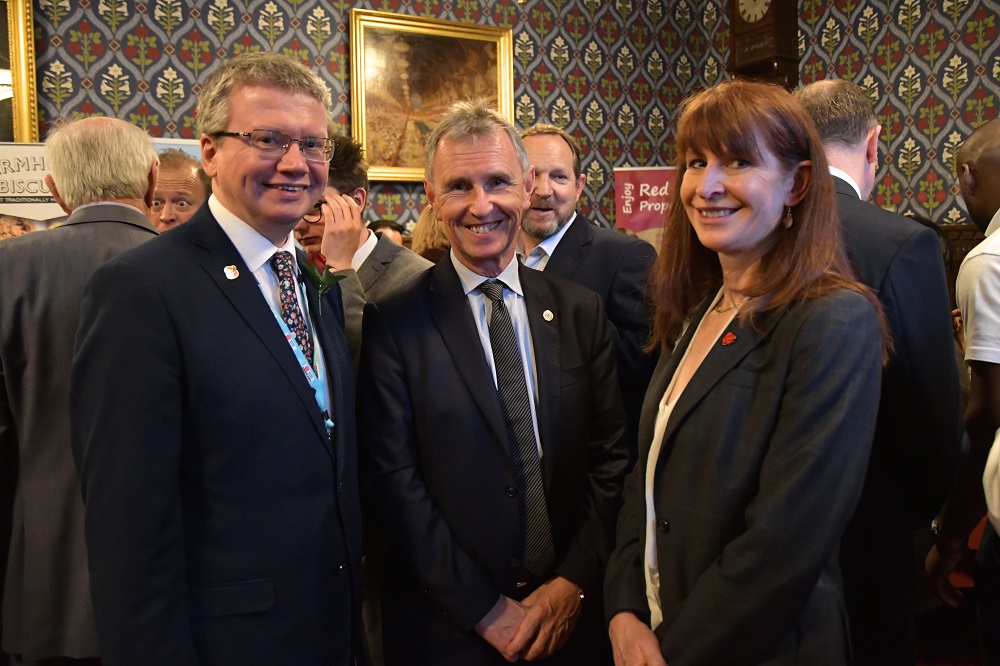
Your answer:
[730,0,799,81]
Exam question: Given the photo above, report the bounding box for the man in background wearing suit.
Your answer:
[359,100,628,664]
[519,124,657,462]
[796,79,963,665]
[0,117,158,666]
[293,134,431,367]
[70,53,364,665]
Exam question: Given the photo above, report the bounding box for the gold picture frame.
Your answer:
[5,0,38,142]
[350,9,513,182]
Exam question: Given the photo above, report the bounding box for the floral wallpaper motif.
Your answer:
[800,0,999,224]
[28,0,999,227]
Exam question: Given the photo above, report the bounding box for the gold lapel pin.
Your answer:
[224,265,239,280]
[543,309,554,322]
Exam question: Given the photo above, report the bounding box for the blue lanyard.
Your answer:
[260,279,335,432]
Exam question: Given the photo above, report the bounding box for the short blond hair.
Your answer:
[196,53,332,137]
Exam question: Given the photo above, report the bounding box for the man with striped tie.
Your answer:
[358,99,628,665]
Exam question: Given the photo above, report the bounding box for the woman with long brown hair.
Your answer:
[604,80,889,665]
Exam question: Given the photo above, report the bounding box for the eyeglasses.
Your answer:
[212,129,334,162]
[302,200,325,223]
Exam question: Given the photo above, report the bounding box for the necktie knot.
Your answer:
[270,250,295,274]
[477,280,506,303]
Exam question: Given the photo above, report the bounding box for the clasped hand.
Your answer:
[474,576,584,662]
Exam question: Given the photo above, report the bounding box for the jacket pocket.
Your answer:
[189,578,275,617]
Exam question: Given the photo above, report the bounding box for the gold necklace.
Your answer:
[713,295,751,314]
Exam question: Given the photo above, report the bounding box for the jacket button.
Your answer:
[505,485,517,497]
[508,557,520,568]
[336,563,345,574]
[657,518,670,533]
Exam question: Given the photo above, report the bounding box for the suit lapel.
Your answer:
[657,300,784,463]
[429,261,512,462]
[188,212,331,452]
[544,216,592,276]
[357,234,390,292]
[520,266,560,487]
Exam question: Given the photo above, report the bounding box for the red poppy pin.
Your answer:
[721,331,737,346]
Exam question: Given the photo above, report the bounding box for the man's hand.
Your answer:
[505,576,583,660]
[925,543,968,607]
[319,193,364,270]
[474,595,529,663]
[609,612,667,666]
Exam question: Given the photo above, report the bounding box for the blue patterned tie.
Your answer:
[270,251,314,363]
[478,280,555,576]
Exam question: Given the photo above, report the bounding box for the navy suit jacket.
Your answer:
[833,175,964,637]
[605,289,883,665]
[359,258,628,664]
[70,206,364,665]
[542,216,657,460]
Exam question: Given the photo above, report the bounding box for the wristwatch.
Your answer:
[931,518,966,552]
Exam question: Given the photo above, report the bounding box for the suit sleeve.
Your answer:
[358,301,499,630]
[880,227,964,525]
[605,241,658,389]
[661,293,882,664]
[553,295,629,595]
[70,260,198,664]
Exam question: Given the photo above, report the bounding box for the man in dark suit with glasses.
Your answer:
[71,53,365,666]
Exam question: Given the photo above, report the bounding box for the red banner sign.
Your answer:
[614,166,676,237]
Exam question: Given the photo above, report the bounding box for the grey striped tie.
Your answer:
[478,280,555,576]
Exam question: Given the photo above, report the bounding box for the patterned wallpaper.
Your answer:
[27,0,1000,227]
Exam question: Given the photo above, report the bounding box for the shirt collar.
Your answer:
[210,194,298,274]
[518,211,578,259]
[985,207,1000,237]
[828,166,861,198]
[352,229,378,271]
[450,250,524,297]
[828,166,861,199]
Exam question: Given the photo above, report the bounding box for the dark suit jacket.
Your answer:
[70,206,364,665]
[605,289,883,665]
[0,204,155,660]
[833,176,964,645]
[542,216,657,461]
[336,232,432,368]
[359,259,628,665]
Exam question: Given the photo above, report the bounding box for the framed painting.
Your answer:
[350,9,513,182]
[3,0,38,142]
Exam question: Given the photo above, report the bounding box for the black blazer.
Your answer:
[359,259,628,665]
[543,216,658,459]
[70,206,364,665]
[605,289,883,665]
[833,175,964,638]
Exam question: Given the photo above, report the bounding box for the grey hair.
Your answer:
[423,98,528,181]
[45,117,157,209]
[793,79,878,149]
[196,52,332,137]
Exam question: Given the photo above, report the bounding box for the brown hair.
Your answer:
[649,80,888,357]
[327,133,369,196]
[521,123,583,178]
